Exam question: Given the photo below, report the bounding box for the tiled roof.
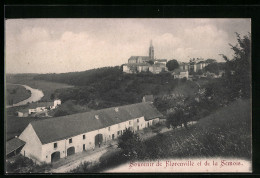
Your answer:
[29,102,53,108]
[30,102,163,144]
[6,138,26,155]
[155,59,167,62]
[16,108,29,113]
[153,63,165,67]
[126,63,151,67]
[128,56,151,62]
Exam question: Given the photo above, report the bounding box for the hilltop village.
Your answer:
[123,41,224,79]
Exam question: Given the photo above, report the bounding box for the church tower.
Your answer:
[149,40,154,60]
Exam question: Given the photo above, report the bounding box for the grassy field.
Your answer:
[6,84,31,105]
[144,99,251,159]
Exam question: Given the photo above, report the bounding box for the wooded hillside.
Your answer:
[33,67,197,111]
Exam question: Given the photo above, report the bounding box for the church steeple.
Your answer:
[149,40,154,60]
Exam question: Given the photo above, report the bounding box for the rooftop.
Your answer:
[172,68,188,74]
[6,138,26,155]
[30,102,163,144]
[128,56,151,61]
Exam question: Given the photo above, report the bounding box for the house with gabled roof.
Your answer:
[18,102,163,164]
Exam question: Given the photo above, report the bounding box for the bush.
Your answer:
[6,155,51,173]
[53,109,69,117]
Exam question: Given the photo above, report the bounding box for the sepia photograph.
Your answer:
[5,18,251,173]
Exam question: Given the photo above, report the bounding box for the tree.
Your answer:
[205,59,217,64]
[166,59,179,71]
[204,62,219,75]
[166,108,186,129]
[197,69,203,75]
[50,93,55,100]
[219,32,251,98]
[118,129,146,160]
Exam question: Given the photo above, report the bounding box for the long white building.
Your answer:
[17,102,163,163]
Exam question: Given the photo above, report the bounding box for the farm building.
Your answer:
[16,108,29,117]
[142,95,154,103]
[17,102,163,164]
[172,69,189,79]
[17,99,61,117]
[6,137,26,158]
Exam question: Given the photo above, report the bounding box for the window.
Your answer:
[69,138,72,144]
[137,119,139,123]
[129,121,131,125]
[46,156,48,158]
[54,142,57,148]
[108,127,110,131]
[83,135,85,140]
[117,131,120,135]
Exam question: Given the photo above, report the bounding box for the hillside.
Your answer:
[143,99,251,159]
[32,67,198,110]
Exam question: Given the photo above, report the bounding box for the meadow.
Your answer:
[6,84,31,105]
[143,99,251,160]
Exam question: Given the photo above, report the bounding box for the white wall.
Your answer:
[23,116,159,164]
[54,100,61,108]
[123,65,132,73]
[19,124,43,163]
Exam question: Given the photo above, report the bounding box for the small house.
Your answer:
[142,95,154,103]
[172,69,189,79]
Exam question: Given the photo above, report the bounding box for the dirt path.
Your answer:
[49,144,115,173]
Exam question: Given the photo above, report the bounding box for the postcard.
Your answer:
[5,17,252,173]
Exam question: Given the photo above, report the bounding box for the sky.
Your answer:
[5,18,251,74]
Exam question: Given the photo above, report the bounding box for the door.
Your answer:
[112,134,115,140]
[95,134,103,147]
[67,147,75,156]
[51,151,60,162]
